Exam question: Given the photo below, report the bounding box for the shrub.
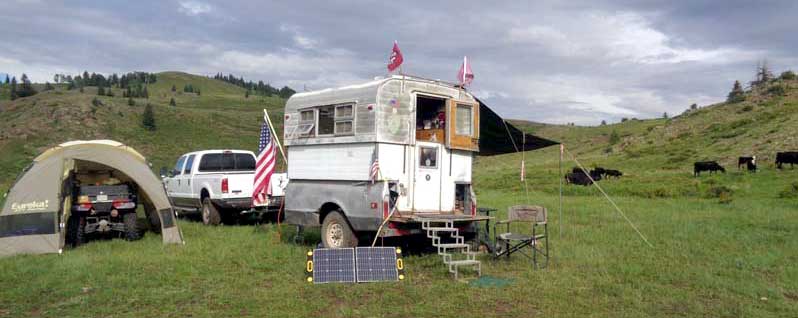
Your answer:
[128,97,135,106]
[169,98,176,107]
[142,103,156,131]
[609,130,620,145]
[767,85,786,96]
[91,97,102,107]
[740,105,754,112]
[780,70,796,80]
[707,185,733,204]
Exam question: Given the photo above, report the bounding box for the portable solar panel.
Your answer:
[355,247,399,282]
[310,248,356,284]
[306,247,405,284]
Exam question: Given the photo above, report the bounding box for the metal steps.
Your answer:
[421,219,481,279]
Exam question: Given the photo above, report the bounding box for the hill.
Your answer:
[0,72,287,195]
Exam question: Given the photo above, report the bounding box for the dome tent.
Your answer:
[0,140,183,257]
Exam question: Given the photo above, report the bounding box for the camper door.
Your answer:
[413,141,442,212]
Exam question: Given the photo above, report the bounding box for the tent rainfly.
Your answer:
[0,140,183,257]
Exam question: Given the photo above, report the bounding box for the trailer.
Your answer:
[282,75,562,249]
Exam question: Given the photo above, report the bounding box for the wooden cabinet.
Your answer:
[416,129,445,143]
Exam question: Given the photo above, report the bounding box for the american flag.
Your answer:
[253,119,276,206]
[369,148,380,183]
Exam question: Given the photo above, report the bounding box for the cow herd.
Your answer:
[565,167,623,186]
[695,151,798,177]
[565,151,797,186]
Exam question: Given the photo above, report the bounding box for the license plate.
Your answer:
[96,194,108,201]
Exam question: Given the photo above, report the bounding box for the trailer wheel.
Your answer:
[321,211,358,248]
[202,198,222,226]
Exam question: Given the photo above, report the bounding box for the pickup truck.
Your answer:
[163,150,287,225]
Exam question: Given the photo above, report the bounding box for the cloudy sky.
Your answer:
[2,0,796,124]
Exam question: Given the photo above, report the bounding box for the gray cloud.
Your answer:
[1,0,795,124]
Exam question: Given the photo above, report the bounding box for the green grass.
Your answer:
[1,73,797,317]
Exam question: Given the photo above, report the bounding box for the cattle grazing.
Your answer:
[738,156,757,172]
[776,152,798,169]
[604,169,623,178]
[694,161,726,176]
[566,168,603,186]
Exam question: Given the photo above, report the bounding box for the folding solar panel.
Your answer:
[309,248,356,284]
[355,247,399,282]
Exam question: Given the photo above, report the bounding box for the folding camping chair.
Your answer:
[493,205,549,268]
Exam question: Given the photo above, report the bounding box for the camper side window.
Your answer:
[334,104,354,135]
[318,106,335,136]
[455,104,473,136]
[296,110,315,137]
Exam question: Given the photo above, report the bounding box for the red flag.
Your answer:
[457,56,474,86]
[387,41,403,72]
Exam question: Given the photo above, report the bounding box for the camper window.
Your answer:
[455,104,473,136]
[334,104,354,135]
[318,106,335,136]
[296,109,315,137]
[419,147,438,169]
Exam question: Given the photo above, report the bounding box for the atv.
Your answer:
[66,183,141,247]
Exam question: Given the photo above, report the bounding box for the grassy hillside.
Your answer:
[0,72,286,197]
[0,74,796,317]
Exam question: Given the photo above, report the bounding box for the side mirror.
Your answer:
[159,167,169,178]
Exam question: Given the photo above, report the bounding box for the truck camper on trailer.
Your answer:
[283,75,555,248]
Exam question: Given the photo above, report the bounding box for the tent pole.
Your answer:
[559,144,563,239]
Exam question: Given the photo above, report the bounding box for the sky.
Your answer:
[1,0,796,124]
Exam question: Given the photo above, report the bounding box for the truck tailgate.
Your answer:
[221,172,254,199]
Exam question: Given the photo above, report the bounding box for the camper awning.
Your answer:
[477,99,558,156]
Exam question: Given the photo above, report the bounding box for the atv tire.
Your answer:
[123,212,141,241]
[66,215,86,248]
[202,197,222,226]
[144,201,161,234]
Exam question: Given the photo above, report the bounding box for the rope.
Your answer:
[563,147,654,249]
[500,119,530,204]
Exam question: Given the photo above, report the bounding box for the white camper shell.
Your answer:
[284,75,486,246]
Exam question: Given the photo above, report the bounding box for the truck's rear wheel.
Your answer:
[123,212,141,241]
[321,211,358,248]
[202,198,221,226]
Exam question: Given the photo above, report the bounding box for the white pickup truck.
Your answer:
[163,150,287,225]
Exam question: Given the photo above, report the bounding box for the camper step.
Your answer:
[447,259,480,266]
[425,227,458,232]
[436,243,469,249]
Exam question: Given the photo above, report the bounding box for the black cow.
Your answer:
[566,168,603,186]
[776,152,798,169]
[738,156,757,172]
[604,169,623,178]
[694,161,725,176]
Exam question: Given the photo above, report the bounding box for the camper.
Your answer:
[283,75,485,248]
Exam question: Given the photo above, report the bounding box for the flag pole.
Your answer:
[263,109,288,165]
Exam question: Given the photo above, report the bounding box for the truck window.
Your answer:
[334,104,354,135]
[234,154,256,171]
[173,156,186,175]
[318,106,335,135]
[419,147,438,169]
[183,155,195,174]
[455,104,473,136]
[198,154,222,172]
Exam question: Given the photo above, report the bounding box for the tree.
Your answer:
[142,103,156,131]
[169,97,176,106]
[758,60,774,84]
[662,112,669,119]
[609,130,620,145]
[600,120,607,126]
[44,82,54,91]
[53,74,60,84]
[17,74,37,98]
[9,77,17,100]
[142,86,149,99]
[620,117,628,122]
[79,86,84,93]
[278,86,296,98]
[196,89,201,96]
[97,85,105,96]
[106,87,114,97]
[245,90,250,98]
[690,103,698,110]
[780,70,797,81]
[727,80,745,103]
[67,81,76,90]
[128,97,135,106]
[4,75,9,85]
[171,84,176,92]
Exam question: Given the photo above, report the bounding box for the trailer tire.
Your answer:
[321,211,358,248]
[202,197,222,226]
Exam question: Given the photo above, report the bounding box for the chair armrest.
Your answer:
[494,220,510,225]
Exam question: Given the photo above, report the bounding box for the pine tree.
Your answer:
[17,74,37,98]
[142,86,149,99]
[609,130,620,144]
[663,112,669,119]
[10,77,17,100]
[97,85,105,96]
[128,97,135,106]
[245,90,250,98]
[171,84,176,92]
[727,80,745,103]
[4,75,8,85]
[169,97,176,106]
[67,81,76,90]
[142,103,156,130]
[600,120,607,126]
[690,103,698,110]
[44,82,54,91]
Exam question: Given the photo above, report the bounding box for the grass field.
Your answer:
[1,73,797,317]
